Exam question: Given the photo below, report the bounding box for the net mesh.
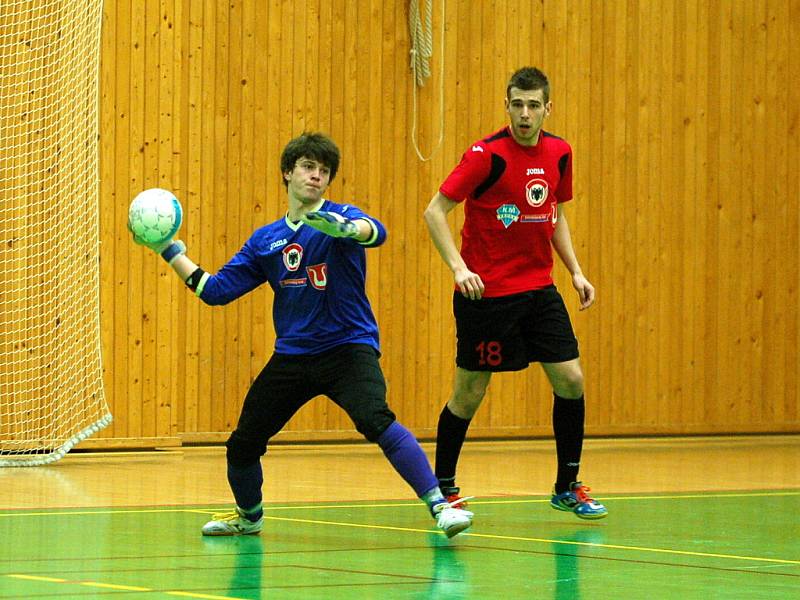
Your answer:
[0,0,111,466]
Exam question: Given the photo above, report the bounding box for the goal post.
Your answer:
[0,0,111,466]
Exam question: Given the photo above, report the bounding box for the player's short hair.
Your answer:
[280,132,340,187]
[506,67,550,103]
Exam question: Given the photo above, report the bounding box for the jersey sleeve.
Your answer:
[555,147,573,203]
[198,235,267,305]
[439,142,492,202]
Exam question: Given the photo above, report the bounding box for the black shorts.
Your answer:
[453,285,579,372]
[231,343,396,450]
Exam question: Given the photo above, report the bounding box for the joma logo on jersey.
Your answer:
[526,168,544,175]
[270,238,288,251]
[525,178,549,207]
[282,243,303,271]
[306,263,328,290]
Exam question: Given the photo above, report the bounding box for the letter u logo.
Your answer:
[306,263,328,290]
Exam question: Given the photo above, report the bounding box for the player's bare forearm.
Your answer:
[551,207,582,276]
[424,192,485,299]
[552,206,595,309]
[424,193,467,273]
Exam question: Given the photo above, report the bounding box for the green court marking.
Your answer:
[2,492,798,600]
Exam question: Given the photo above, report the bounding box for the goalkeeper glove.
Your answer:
[128,222,186,265]
[301,210,359,239]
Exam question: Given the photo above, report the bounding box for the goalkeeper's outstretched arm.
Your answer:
[131,235,208,296]
[134,236,266,304]
[300,211,385,247]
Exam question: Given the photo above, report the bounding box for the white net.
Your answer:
[0,0,110,466]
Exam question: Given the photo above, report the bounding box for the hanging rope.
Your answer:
[409,0,433,86]
[409,0,445,161]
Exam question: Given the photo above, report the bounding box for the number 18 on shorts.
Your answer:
[453,286,580,372]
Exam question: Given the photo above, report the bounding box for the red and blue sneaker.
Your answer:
[550,482,608,520]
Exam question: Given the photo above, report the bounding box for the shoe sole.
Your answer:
[574,511,608,520]
[550,503,608,520]
[442,520,472,538]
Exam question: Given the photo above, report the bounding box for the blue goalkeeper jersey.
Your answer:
[198,200,387,355]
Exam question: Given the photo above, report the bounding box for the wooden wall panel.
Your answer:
[94,0,800,447]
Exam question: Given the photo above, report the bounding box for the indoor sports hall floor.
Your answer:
[0,436,798,599]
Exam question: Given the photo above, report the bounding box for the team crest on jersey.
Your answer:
[306,263,328,290]
[525,178,549,207]
[282,243,303,271]
[496,204,520,229]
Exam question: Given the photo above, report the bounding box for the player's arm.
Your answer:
[133,236,264,304]
[301,211,386,246]
[551,204,595,310]
[423,191,485,300]
[130,235,211,297]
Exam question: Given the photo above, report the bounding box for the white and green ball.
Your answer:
[128,188,182,244]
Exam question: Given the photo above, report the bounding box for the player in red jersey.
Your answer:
[424,67,607,519]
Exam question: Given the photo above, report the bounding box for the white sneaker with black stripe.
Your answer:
[201,506,263,536]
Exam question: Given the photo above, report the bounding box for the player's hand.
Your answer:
[127,220,172,253]
[127,221,186,265]
[572,273,595,310]
[455,267,485,300]
[301,211,359,238]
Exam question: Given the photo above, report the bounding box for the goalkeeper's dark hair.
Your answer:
[506,67,550,103]
[280,132,340,187]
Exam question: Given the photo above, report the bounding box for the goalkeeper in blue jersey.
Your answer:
[130,132,473,538]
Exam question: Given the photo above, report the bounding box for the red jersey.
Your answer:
[439,126,573,297]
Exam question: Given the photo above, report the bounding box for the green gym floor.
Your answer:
[1,438,799,599]
[1,491,799,599]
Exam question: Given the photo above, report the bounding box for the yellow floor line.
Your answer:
[2,490,799,518]
[260,514,800,566]
[79,581,151,591]
[6,574,66,583]
[4,574,245,600]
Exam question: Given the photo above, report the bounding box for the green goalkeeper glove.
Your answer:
[301,210,359,238]
[128,221,186,265]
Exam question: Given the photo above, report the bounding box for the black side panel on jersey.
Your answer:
[558,153,570,177]
[473,153,507,199]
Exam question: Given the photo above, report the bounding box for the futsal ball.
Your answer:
[128,188,183,244]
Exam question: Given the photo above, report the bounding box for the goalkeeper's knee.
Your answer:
[352,409,396,443]
[225,431,267,466]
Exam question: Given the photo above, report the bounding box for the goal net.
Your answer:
[0,0,111,466]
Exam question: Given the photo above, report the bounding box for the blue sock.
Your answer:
[377,421,439,499]
[227,460,263,521]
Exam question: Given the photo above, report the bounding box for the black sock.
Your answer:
[435,405,472,487]
[553,394,585,494]
[227,460,263,520]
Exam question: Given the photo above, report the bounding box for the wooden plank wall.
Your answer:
[95,0,800,447]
